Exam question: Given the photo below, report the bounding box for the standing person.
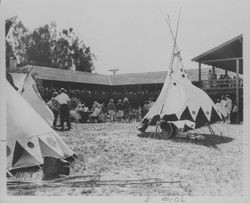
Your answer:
[47,92,60,129]
[220,95,227,123]
[225,95,232,123]
[142,100,149,117]
[123,97,130,123]
[207,69,212,88]
[215,98,221,110]
[116,99,124,122]
[215,98,222,123]
[107,99,116,122]
[231,103,238,124]
[55,88,71,130]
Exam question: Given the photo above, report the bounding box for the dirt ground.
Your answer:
[7,122,243,196]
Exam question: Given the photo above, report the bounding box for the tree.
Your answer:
[6,41,13,67]
[6,20,29,66]
[6,21,95,72]
[51,27,95,72]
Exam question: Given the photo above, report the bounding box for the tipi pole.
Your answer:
[159,10,181,116]
[168,8,182,74]
[166,15,181,58]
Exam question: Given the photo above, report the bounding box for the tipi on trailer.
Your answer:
[11,72,54,125]
[6,80,74,171]
[137,16,222,137]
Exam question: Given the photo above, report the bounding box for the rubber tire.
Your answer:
[160,122,176,139]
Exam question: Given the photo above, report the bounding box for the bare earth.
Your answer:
[7,122,243,196]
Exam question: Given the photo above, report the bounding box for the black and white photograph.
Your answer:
[0,0,249,202]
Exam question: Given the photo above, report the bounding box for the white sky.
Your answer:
[2,0,248,74]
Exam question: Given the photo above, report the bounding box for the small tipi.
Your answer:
[6,81,74,170]
[137,17,221,135]
[11,72,54,125]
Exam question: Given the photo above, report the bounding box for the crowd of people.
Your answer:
[44,84,240,128]
[205,69,243,88]
[39,86,159,109]
[46,87,158,126]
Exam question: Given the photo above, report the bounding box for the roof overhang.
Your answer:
[192,34,243,74]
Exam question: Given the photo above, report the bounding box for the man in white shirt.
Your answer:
[55,88,71,130]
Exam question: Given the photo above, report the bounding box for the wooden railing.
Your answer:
[201,79,243,90]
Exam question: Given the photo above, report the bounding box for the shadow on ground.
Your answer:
[137,132,233,149]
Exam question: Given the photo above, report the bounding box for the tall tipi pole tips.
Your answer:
[167,8,182,74]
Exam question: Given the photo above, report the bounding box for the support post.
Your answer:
[236,59,240,123]
[198,63,201,87]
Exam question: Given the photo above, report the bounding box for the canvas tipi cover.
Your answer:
[11,72,54,125]
[140,51,222,130]
[6,81,74,170]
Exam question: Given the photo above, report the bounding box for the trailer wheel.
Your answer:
[160,121,176,139]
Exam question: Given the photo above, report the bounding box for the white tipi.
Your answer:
[6,81,74,170]
[137,16,222,136]
[11,72,54,125]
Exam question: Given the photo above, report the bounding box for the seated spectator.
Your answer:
[219,74,225,87]
[70,103,84,123]
[230,76,236,87]
[90,102,102,123]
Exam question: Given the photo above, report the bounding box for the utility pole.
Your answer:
[109,68,119,75]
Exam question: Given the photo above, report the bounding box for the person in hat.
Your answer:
[55,88,71,130]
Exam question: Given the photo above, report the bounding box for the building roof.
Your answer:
[14,65,237,86]
[26,65,112,86]
[192,34,243,74]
